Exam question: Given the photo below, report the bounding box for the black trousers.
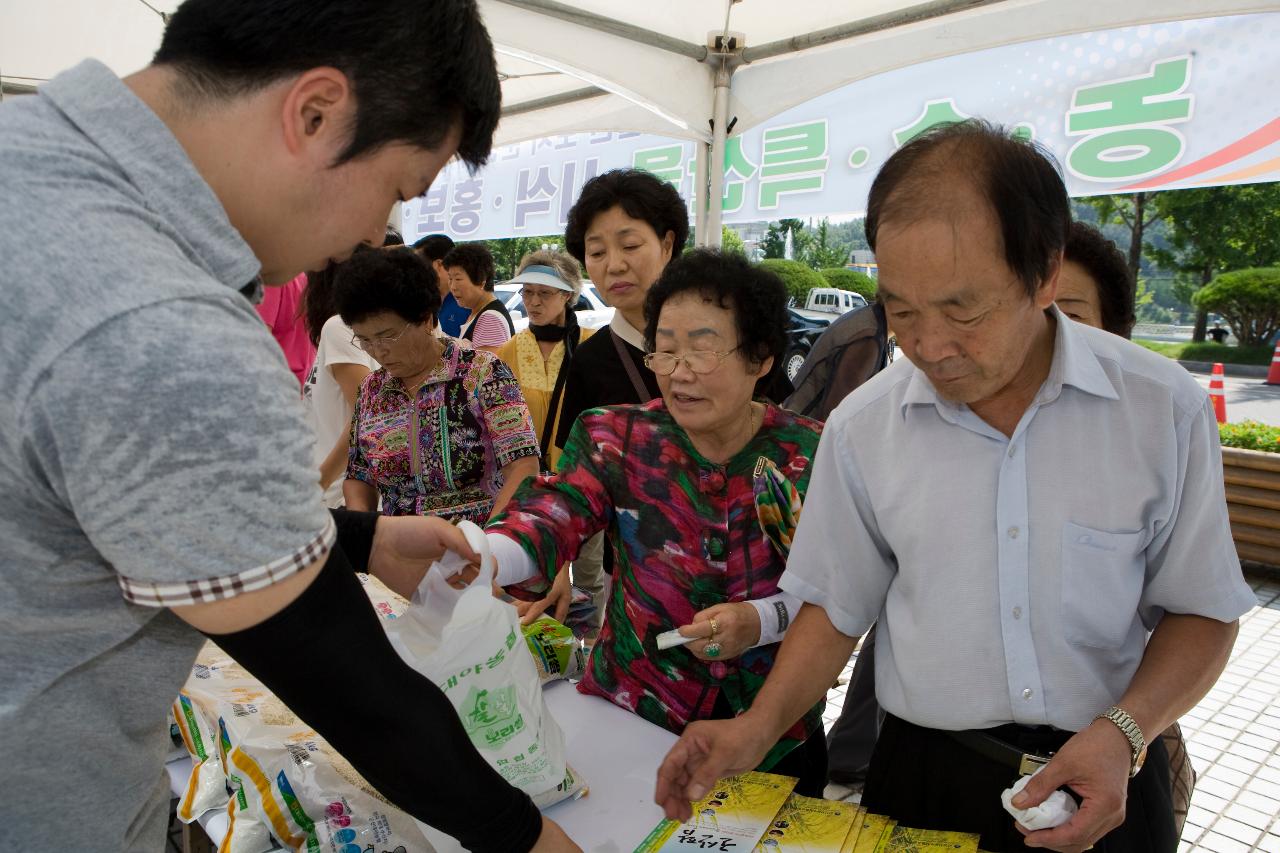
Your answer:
[711,692,829,797]
[862,714,1177,853]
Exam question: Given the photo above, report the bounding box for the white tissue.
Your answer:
[1000,766,1078,831]
[656,629,696,650]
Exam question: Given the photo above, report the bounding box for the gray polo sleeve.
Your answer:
[778,414,895,638]
[21,296,334,607]
[1140,396,1256,625]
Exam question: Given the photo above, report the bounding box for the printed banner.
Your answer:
[403,13,1280,242]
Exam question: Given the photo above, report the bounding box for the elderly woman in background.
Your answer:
[477,249,830,795]
[496,250,595,472]
[1057,221,1136,337]
[337,247,540,523]
[446,242,514,352]
[554,169,687,448]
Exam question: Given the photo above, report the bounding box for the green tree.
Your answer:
[761,218,811,260]
[1148,185,1280,341]
[484,235,565,281]
[1080,192,1161,285]
[819,268,877,300]
[721,225,746,256]
[801,219,849,269]
[1193,268,1280,347]
[758,259,827,304]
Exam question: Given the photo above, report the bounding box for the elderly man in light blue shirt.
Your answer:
[656,121,1255,853]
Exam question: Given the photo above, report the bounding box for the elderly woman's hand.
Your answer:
[676,602,761,662]
[514,567,572,626]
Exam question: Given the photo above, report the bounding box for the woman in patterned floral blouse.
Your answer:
[334,248,540,524]
[477,249,830,795]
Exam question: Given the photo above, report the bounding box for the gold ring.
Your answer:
[709,617,720,639]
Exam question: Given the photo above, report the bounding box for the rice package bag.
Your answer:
[219,713,437,853]
[522,615,587,684]
[172,688,229,823]
[180,643,436,853]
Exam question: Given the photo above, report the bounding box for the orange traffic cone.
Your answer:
[1209,362,1227,424]
[1268,339,1280,385]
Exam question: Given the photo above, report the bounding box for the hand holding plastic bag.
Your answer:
[384,521,587,809]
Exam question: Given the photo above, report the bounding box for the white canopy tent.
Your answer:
[3,0,1274,243]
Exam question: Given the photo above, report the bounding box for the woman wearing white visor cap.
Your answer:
[496,251,596,474]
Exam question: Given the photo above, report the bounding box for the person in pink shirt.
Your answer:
[446,243,514,352]
[256,272,316,387]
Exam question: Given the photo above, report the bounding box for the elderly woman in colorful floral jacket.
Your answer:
[478,249,828,795]
[336,248,540,524]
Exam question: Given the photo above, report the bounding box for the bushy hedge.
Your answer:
[819,267,877,300]
[1193,267,1280,347]
[758,259,828,304]
[1220,420,1280,454]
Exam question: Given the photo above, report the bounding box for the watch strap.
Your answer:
[1095,705,1146,777]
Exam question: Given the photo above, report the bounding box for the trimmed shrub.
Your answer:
[758,259,828,304]
[1193,267,1280,347]
[819,267,877,300]
[1220,420,1280,454]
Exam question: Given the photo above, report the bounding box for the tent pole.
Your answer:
[694,143,709,247]
[705,64,731,250]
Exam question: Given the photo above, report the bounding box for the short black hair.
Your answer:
[644,249,789,393]
[413,233,455,262]
[152,0,500,169]
[866,120,1071,299]
[564,169,689,265]
[334,247,441,327]
[1065,221,1136,338]
[301,244,378,344]
[383,226,404,247]
[443,243,495,291]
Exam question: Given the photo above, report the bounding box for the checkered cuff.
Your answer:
[117,514,337,607]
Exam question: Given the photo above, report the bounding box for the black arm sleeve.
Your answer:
[329,507,378,573]
[206,544,543,853]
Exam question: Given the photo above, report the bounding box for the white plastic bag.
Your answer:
[384,521,586,808]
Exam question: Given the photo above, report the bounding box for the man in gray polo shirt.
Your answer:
[0,2,577,851]
[656,122,1255,852]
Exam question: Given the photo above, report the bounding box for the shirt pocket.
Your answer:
[1060,522,1146,649]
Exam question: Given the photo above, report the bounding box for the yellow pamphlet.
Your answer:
[752,793,860,851]
[634,772,798,852]
[845,813,895,853]
[882,826,980,852]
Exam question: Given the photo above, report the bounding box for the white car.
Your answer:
[494,281,615,333]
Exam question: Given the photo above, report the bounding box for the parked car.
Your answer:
[783,307,832,382]
[494,281,614,333]
[805,287,868,315]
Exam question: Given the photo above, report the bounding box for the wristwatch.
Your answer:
[1095,705,1147,778]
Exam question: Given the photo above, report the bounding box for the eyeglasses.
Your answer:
[520,287,568,303]
[351,322,413,353]
[642,348,739,376]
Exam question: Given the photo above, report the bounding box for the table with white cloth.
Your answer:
[168,678,678,852]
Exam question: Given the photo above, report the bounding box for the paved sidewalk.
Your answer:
[820,571,1280,852]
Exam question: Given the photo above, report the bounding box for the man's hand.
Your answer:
[677,602,761,661]
[1012,718,1132,851]
[530,815,582,852]
[514,568,572,626]
[367,515,479,599]
[654,715,775,822]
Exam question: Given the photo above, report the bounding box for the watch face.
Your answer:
[1132,746,1148,777]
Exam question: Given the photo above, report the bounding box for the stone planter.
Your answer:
[1222,446,1280,567]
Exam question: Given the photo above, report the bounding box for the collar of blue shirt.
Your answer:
[899,304,1120,422]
